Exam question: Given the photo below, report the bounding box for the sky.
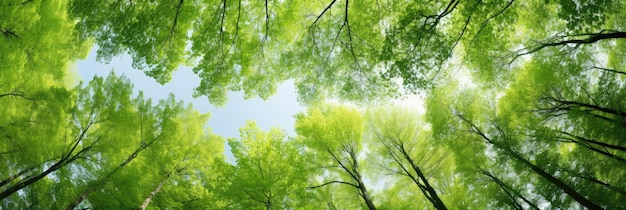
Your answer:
[75,47,427,163]
[76,47,305,161]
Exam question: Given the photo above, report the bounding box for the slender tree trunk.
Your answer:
[413,166,448,210]
[0,159,65,199]
[560,131,626,152]
[558,133,626,164]
[348,149,377,210]
[499,144,602,209]
[562,100,626,119]
[66,142,153,209]
[139,175,169,210]
[457,115,602,209]
[399,144,448,210]
[481,170,540,210]
[0,166,35,188]
[518,31,626,58]
[1,123,94,200]
[355,175,377,210]
[360,189,376,210]
[560,167,626,196]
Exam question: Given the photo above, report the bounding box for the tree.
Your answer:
[135,109,224,210]
[68,0,306,105]
[214,121,310,210]
[366,107,451,210]
[0,72,136,203]
[0,1,92,207]
[295,104,377,210]
[0,70,225,209]
[64,90,224,209]
[454,113,602,209]
[422,41,626,208]
[3,0,626,208]
[65,0,626,105]
[495,50,626,208]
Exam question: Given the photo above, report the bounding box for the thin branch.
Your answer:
[511,31,626,62]
[589,66,626,75]
[166,0,184,48]
[306,180,359,189]
[310,0,338,27]
[325,148,358,182]
[0,28,20,39]
[468,0,515,50]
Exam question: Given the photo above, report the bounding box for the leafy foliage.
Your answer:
[2,0,626,209]
[214,122,311,209]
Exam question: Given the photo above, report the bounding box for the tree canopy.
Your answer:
[2,0,625,209]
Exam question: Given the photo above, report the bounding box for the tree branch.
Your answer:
[306,180,358,189]
[589,66,626,76]
[468,0,515,50]
[311,0,338,27]
[511,31,626,62]
[0,28,19,39]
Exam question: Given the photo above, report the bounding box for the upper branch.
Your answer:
[311,0,338,27]
[511,31,626,62]
[306,180,359,189]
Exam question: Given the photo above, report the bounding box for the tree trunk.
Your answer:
[356,178,377,210]
[457,115,602,209]
[66,141,153,210]
[139,175,169,210]
[481,169,540,210]
[0,159,65,199]
[560,131,626,152]
[499,144,602,209]
[0,166,35,188]
[0,123,95,200]
[399,144,448,210]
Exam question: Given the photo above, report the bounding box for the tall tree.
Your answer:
[295,104,377,210]
[65,94,224,209]
[1,1,91,204]
[366,107,451,210]
[1,72,135,203]
[214,121,310,210]
[65,0,626,105]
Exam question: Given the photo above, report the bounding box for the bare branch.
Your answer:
[311,0,338,27]
[510,31,626,62]
[306,180,359,189]
[589,66,626,76]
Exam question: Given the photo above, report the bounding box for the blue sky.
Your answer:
[74,47,426,161]
[76,47,305,160]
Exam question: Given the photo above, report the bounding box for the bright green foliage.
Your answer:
[73,93,224,209]
[3,0,626,209]
[69,0,196,84]
[366,107,453,210]
[65,0,626,106]
[1,1,89,207]
[1,0,90,85]
[0,71,225,209]
[214,121,310,209]
[296,104,364,154]
[67,0,399,105]
[0,0,90,181]
[424,38,626,208]
[295,104,378,210]
[68,0,304,105]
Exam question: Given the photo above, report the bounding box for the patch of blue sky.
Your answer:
[75,47,304,162]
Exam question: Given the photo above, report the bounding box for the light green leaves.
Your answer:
[215,121,310,209]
